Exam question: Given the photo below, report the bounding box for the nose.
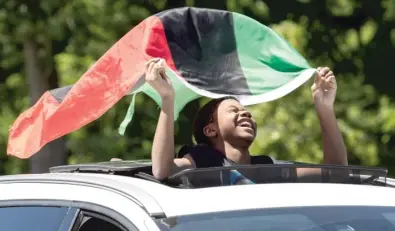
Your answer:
[239,110,252,118]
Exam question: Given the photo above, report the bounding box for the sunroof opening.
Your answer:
[167,164,388,188]
[49,161,390,189]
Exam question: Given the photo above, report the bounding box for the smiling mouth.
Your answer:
[239,122,253,128]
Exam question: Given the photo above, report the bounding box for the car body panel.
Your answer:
[155,183,395,216]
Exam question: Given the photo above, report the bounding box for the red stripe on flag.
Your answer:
[7,16,176,158]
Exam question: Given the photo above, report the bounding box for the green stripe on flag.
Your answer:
[232,12,315,98]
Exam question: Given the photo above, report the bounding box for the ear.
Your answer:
[203,123,217,138]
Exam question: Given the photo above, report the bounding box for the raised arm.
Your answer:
[145,58,195,180]
[311,67,348,165]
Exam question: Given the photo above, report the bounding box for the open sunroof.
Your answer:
[167,164,389,188]
[49,161,392,189]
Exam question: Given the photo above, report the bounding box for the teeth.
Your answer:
[240,123,251,127]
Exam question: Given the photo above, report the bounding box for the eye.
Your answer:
[227,107,238,113]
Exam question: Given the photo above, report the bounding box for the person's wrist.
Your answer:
[161,92,175,107]
[161,93,174,114]
[315,103,335,115]
[161,91,174,101]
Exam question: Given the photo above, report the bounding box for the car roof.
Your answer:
[0,162,394,218]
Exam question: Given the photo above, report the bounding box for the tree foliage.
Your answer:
[1,0,395,176]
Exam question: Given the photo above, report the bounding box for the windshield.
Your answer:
[155,206,395,231]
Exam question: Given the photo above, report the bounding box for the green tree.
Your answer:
[0,1,73,173]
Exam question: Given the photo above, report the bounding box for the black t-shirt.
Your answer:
[176,144,295,186]
[177,144,288,168]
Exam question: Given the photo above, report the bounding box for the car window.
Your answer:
[155,206,395,231]
[74,211,126,231]
[0,206,70,231]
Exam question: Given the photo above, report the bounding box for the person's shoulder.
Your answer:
[177,143,217,158]
[177,143,226,168]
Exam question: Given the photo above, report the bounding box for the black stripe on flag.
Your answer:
[157,7,252,95]
[49,85,73,103]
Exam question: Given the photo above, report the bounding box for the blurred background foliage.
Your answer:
[1,0,395,175]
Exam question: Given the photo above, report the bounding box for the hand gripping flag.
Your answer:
[7,7,316,159]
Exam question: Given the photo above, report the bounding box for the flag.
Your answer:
[7,7,316,159]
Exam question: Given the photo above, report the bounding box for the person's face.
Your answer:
[209,99,257,145]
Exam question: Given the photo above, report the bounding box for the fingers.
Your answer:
[145,62,156,81]
[323,75,336,90]
[145,58,166,70]
[158,67,167,80]
[145,58,168,83]
[153,61,165,76]
[317,67,335,78]
[313,71,323,86]
[145,58,160,68]
[320,66,335,82]
[145,58,161,73]
[145,58,167,68]
[148,61,155,74]
[144,58,174,97]
[325,72,335,83]
[318,67,330,76]
[316,66,336,81]
[313,66,337,93]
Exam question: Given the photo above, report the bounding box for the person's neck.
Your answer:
[214,142,250,164]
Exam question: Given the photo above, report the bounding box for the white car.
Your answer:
[0,161,394,231]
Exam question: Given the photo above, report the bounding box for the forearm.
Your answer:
[316,105,348,165]
[151,97,175,179]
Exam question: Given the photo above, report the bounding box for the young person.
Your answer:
[145,58,348,180]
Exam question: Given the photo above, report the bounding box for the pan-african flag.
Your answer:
[7,7,316,158]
